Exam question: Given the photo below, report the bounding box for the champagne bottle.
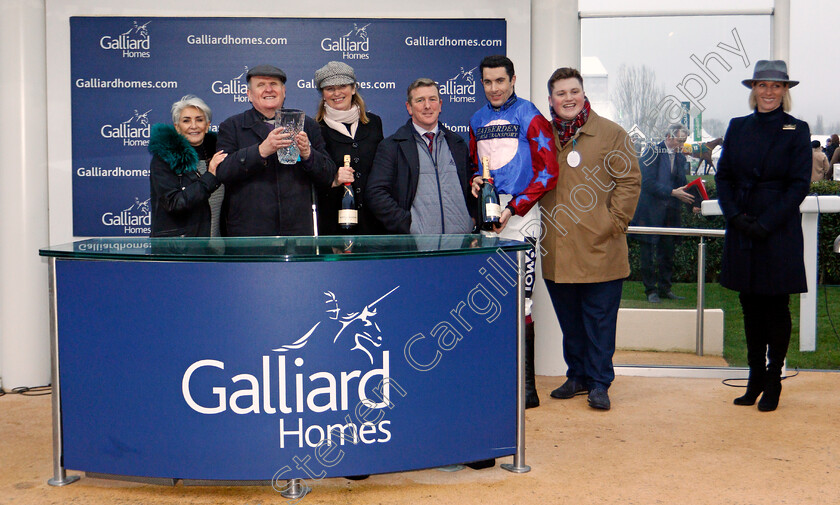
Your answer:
[479,156,501,231]
[338,155,358,230]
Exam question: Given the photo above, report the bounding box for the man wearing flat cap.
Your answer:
[216,64,336,236]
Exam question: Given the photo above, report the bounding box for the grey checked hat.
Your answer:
[741,60,799,88]
[314,61,356,89]
[246,64,287,84]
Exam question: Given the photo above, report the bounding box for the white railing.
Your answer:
[628,226,725,356]
[702,195,840,351]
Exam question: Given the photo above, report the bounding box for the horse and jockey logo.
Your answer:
[100,109,152,145]
[122,21,151,38]
[100,196,151,234]
[343,23,371,40]
[125,197,151,215]
[449,66,477,84]
[123,109,152,127]
[440,66,477,103]
[321,23,371,57]
[99,20,151,55]
[274,286,399,364]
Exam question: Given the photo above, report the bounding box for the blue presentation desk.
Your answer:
[40,235,531,492]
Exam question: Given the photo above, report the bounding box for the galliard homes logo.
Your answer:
[440,66,477,103]
[321,23,371,60]
[211,66,250,104]
[99,20,151,58]
[102,197,150,235]
[181,286,400,449]
[276,286,398,364]
[100,109,151,147]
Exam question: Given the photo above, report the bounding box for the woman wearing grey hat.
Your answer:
[313,61,385,235]
[715,60,811,411]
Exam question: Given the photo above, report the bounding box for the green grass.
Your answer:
[621,281,840,370]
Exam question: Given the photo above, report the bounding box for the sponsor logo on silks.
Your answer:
[475,119,520,169]
[211,66,250,104]
[99,20,151,58]
[475,123,520,141]
[101,197,151,235]
[275,286,399,364]
[100,110,151,147]
[440,66,477,103]
[320,23,371,60]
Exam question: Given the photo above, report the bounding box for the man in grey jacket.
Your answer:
[366,78,474,234]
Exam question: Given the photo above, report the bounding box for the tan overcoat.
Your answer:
[540,110,641,283]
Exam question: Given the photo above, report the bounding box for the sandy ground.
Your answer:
[2,373,839,505]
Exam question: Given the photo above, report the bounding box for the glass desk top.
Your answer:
[39,235,530,262]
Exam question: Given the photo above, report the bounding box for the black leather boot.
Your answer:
[758,297,790,412]
[758,365,782,411]
[733,368,765,406]
[525,321,539,409]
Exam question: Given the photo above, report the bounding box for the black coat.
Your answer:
[317,113,386,235]
[216,107,336,236]
[148,124,220,237]
[715,107,811,294]
[632,141,688,243]
[366,120,473,234]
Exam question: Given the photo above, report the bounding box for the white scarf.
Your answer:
[324,103,360,139]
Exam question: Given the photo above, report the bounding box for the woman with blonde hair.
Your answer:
[716,60,811,411]
[313,61,384,235]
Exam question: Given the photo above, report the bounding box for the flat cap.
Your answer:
[247,64,287,83]
[314,61,356,89]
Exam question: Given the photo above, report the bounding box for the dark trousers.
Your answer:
[640,236,675,295]
[544,278,624,390]
[739,293,792,377]
[640,207,680,295]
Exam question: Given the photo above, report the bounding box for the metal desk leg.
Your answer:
[47,258,79,487]
[695,238,706,357]
[502,250,530,473]
[280,478,311,500]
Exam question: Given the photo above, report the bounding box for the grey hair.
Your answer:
[406,77,440,102]
[171,94,212,125]
[665,123,689,138]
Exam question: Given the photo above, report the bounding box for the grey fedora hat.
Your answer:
[741,60,799,88]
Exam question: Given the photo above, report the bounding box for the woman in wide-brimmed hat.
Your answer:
[715,60,811,411]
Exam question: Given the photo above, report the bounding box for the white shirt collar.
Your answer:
[412,122,440,139]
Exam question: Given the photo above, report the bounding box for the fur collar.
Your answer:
[148,123,217,175]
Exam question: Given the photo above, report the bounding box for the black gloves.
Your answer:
[730,213,769,240]
[730,213,752,231]
[746,221,769,240]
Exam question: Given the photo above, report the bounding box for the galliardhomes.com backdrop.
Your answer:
[70,17,506,237]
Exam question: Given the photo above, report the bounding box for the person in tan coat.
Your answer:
[539,67,641,410]
[811,140,829,182]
